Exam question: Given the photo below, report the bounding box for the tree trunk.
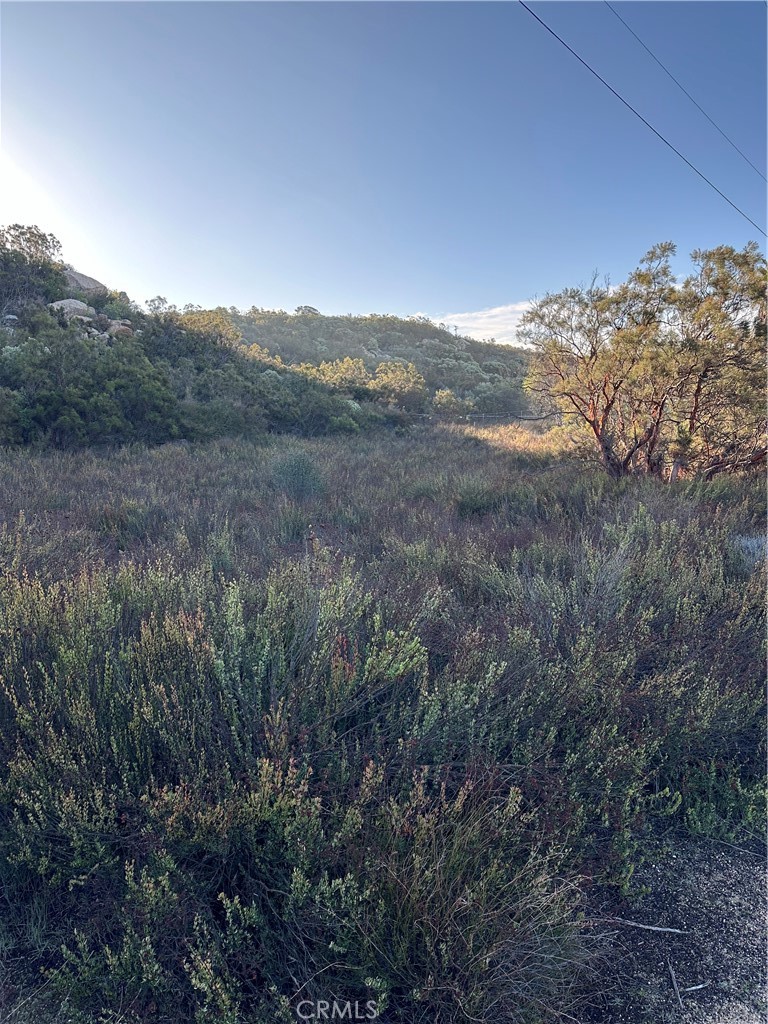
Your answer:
[600,440,627,479]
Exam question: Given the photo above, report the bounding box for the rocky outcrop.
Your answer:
[63,268,108,298]
[1,314,18,336]
[48,300,134,339]
[106,321,133,338]
[48,298,97,319]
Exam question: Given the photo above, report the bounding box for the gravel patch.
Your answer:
[585,832,766,1024]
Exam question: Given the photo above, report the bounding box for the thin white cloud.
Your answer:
[425,301,532,345]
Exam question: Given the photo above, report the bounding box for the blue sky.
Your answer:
[1,1,765,342]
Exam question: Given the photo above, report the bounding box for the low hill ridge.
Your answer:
[0,225,530,448]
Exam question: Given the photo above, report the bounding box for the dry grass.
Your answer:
[0,426,764,1023]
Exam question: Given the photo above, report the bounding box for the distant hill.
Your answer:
[0,224,531,448]
[230,308,531,415]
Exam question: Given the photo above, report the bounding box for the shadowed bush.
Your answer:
[271,451,326,501]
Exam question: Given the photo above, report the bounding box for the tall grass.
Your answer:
[0,425,764,1022]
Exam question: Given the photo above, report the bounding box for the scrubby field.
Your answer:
[0,426,764,1023]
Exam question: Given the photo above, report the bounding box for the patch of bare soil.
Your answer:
[584,832,766,1024]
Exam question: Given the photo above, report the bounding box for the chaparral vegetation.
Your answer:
[0,227,765,1023]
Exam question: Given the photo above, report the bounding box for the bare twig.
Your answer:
[703,836,765,859]
[682,981,711,992]
[667,958,684,1010]
[585,917,688,934]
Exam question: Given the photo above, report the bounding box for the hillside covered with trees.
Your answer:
[230,307,530,415]
[0,225,531,449]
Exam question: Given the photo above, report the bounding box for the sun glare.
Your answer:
[0,153,99,270]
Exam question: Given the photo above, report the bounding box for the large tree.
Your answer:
[369,360,427,411]
[669,243,767,479]
[521,243,766,480]
[299,356,372,398]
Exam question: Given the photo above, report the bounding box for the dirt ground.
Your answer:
[584,831,766,1024]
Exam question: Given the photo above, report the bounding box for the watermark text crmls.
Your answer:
[295,999,379,1020]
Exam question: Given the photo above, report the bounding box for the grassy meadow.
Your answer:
[0,424,765,1023]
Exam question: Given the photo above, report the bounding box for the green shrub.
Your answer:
[328,414,360,434]
[455,476,504,518]
[98,498,168,549]
[275,500,309,544]
[271,451,325,500]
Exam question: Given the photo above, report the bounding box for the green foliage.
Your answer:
[0,224,764,1019]
[94,290,143,321]
[0,223,67,314]
[136,309,371,442]
[432,387,473,417]
[454,475,504,518]
[98,499,169,550]
[328,413,360,434]
[299,356,372,399]
[522,241,767,480]
[0,311,180,446]
[232,308,530,414]
[0,225,534,450]
[179,307,243,347]
[368,360,427,411]
[0,551,584,1022]
[0,430,763,1021]
[271,450,326,499]
[0,269,371,448]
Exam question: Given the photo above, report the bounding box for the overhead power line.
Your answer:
[605,1,767,183]
[518,0,767,237]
